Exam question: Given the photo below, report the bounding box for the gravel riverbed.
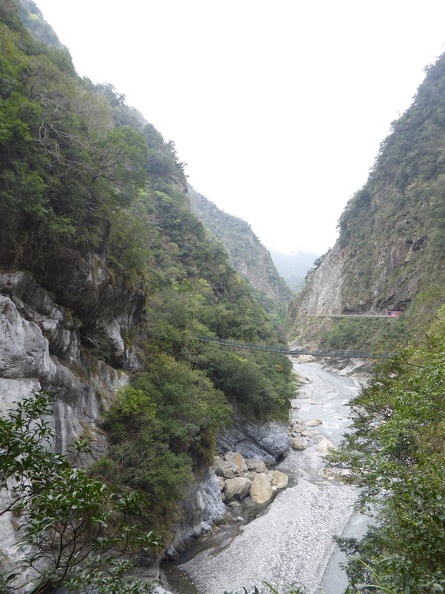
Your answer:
[169,361,362,594]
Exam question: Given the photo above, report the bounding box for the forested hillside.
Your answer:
[287,38,445,594]
[189,187,292,312]
[15,0,62,46]
[0,2,296,591]
[290,50,445,352]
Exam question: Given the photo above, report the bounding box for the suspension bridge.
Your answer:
[195,336,395,359]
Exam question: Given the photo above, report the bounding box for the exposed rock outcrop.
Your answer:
[217,419,289,465]
[0,271,129,453]
[166,468,227,558]
[0,270,135,582]
[300,249,343,316]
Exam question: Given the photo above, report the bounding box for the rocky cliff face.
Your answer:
[290,51,445,349]
[298,250,343,316]
[0,270,129,453]
[0,268,131,578]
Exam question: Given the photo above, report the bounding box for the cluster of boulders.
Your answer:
[289,416,323,451]
[289,419,334,454]
[213,451,289,510]
[290,417,336,455]
[288,416,351,483]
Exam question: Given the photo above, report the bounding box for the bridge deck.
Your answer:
[196,337,393,359]
[306,314,395,318]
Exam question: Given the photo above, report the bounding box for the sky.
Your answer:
[34,1,445,256]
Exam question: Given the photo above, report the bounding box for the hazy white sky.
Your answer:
[35,1,445,255]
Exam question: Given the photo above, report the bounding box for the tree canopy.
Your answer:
[328,308,445,592]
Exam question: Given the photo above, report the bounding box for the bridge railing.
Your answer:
[195,336,394,359]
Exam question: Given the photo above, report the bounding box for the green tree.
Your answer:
[95,356,232,538]
[328,308,445,592]
[0,392,160,594]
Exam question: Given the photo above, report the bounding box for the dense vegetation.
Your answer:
[328,309,445,592]
[337,53,445,308]
[289,49,445,353]
[0,393,162,594]
[188,187,293,314]
[0,1,296,589]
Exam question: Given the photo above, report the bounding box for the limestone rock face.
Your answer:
[250,473,273,504]
[243,420,289,458]
[0,273,128,454]
[167,468,227,557]
[0,270,137,578]
[0,295,54,380]
[300,249,344,316]
[218,420,289,464]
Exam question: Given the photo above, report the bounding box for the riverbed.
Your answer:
[165,361,364,594]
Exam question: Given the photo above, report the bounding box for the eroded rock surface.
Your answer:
[218,419,289,464]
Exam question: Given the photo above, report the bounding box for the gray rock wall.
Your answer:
[217,419,289,464]
[299,249,343,315]
[0,271,129,580]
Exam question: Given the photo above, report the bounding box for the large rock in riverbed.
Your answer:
[245,459,268,473]
[306,418,323,427]
[316,436,336,455]
[214,452,289,508]
[250,473,273,504]
[224,477,252,502]
[213,457,235,478]
[291,437,307,450]
[224,451,248,474]
[272,470,289,488]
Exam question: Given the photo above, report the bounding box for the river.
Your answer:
[164,361,366,594]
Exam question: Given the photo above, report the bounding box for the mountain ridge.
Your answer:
[188,186,293,309]
[289,51,445,351]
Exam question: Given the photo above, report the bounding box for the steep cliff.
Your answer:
[290,51,445,350]
[0,2,295,590]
